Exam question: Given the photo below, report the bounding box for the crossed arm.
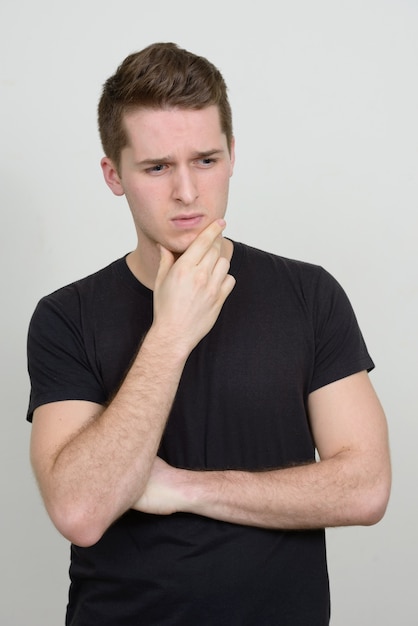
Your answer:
[30,221,391,547]
[133,370,391,530]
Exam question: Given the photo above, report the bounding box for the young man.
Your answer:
[27,43,391,625]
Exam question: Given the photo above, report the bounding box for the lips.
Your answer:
[171,214,204,229]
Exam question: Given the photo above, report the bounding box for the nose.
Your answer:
[173,166,198,205]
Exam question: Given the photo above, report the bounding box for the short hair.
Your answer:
[98,42,233,169]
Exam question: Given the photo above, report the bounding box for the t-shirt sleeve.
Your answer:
[26,291,106,422]
[308,267,374,393]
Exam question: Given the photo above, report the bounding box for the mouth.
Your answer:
[170,214,204,229]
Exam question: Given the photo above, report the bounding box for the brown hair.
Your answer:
[98,42,233,169]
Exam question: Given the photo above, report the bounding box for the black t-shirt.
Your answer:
[27,241,374,625]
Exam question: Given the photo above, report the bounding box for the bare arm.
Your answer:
[134,371,391,529]
[30,220,235,547]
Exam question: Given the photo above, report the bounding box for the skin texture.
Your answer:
[134,371,390,529]
[101,106,235,288]
[30,105,391,548]
[30,220,235,547]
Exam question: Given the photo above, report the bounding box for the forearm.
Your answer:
[42,327,188,545]
[149,451,390,530]
[35,223,235,546]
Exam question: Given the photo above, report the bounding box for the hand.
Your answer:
[133,457,186,516]
[152,220,236,354]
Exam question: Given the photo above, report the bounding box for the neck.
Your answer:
[126,243,160,290]
[126,237,234,290]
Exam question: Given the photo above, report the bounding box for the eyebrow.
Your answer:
[135,149,225,168]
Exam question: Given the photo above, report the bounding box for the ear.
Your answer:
[101,157,125,197]
[229,136,236,177]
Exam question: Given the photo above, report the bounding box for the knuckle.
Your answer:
[193,267,208,288]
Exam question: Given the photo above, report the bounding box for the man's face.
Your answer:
[103,105,235,257]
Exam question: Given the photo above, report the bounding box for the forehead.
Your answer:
[122,105,225,155]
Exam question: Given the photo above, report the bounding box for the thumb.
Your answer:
[154,244,175,290]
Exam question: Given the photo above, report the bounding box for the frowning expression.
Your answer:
[102,105,235,258]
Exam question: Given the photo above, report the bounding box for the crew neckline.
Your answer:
[115,239,244,298]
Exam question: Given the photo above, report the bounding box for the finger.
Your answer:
[220,273,236,300]
[181,219,226,266]
[210,257,236,296]
[196,240,222,274]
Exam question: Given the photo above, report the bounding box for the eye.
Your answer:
[198,157,217,167]
[146,163,167,174]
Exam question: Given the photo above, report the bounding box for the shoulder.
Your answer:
[28,257,131,342]
[41,257,126,302]
[232,241,355,327]
[32,257,127,313]
[234,240,321,272]
[233,241,337,295]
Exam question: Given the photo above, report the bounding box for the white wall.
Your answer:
[1,0,417,623]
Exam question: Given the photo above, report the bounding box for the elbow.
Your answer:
[48,503,108,548]
[353,474,391,527]
[358,492,389,526]
[366,482,391,526]
[65,525,105,549]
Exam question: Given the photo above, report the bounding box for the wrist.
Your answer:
[143,323,192,365]
[174,468,221,516]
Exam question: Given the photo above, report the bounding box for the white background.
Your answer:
[1,0,417,623]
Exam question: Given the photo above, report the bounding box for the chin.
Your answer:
[166,232,200,256]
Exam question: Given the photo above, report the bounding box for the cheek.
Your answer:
[125,183,158,213]
[204,170,231,197]
[218,173,232,200]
